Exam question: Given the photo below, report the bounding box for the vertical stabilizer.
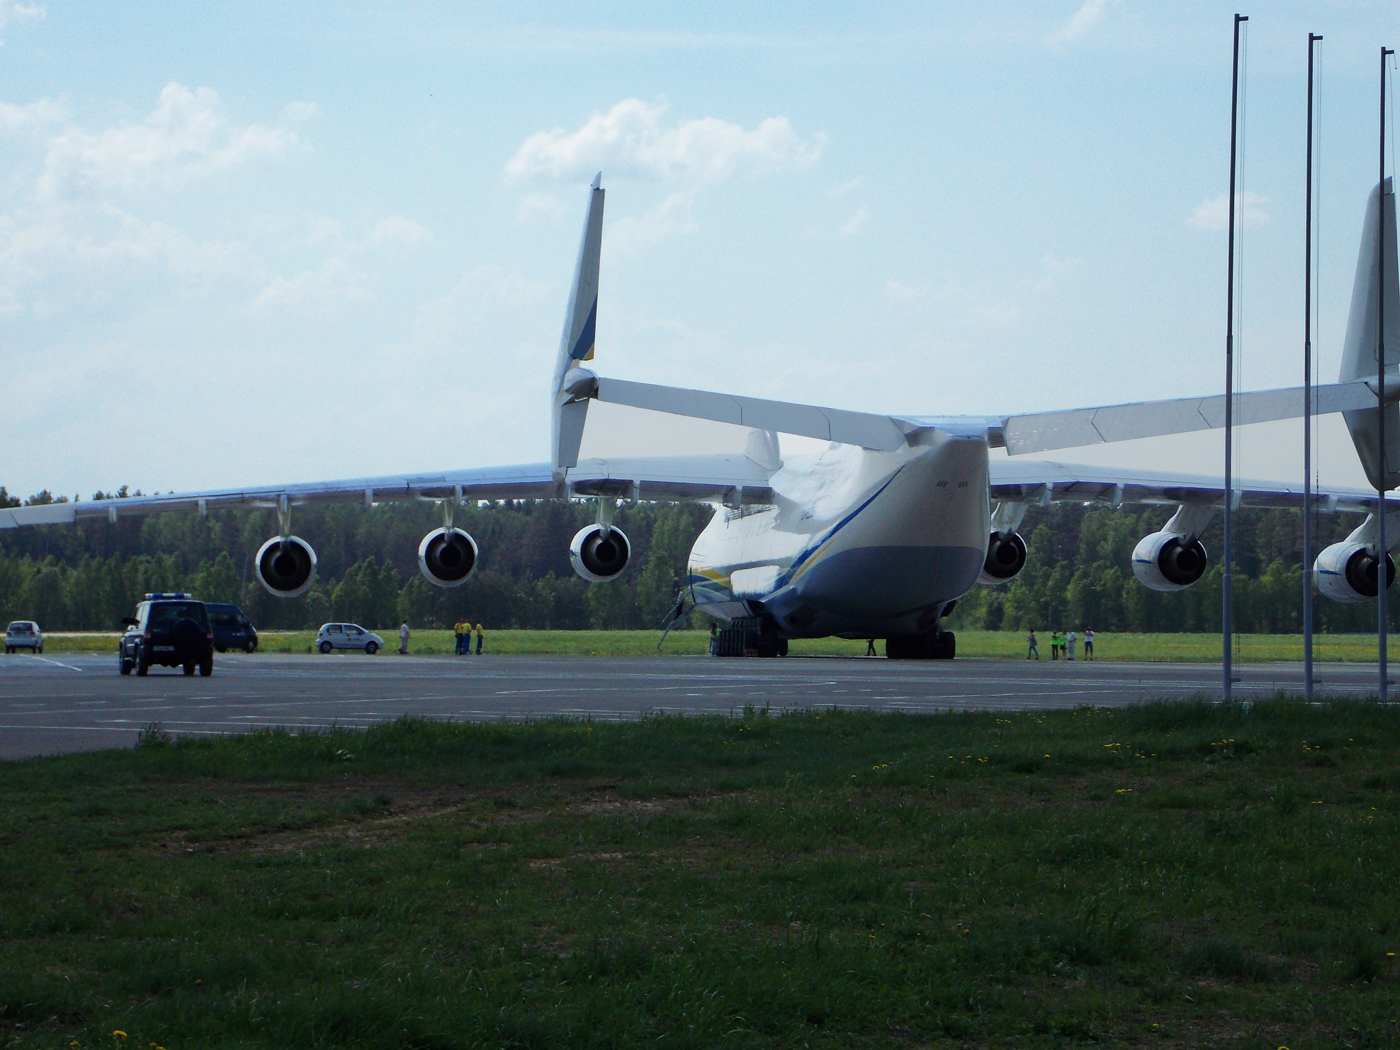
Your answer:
[552,174,605,478]
[1340,177,1400,489]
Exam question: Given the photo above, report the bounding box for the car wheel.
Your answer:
[246,639,257,654]
[136,653,149,676]
[37,644,43,654]
[199,656,213,677]
[183,662,195,676]
[320,641,333,654]
[365,641,378,655]
[119,655,132,675]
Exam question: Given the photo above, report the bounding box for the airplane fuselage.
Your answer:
[687,428,990,638]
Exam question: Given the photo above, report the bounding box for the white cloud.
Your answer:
[884,278,929,303]
[38,83,299,198]
[0,0,43,44]
[506,98,822,183]
[1187,190,1270,232]
[361,216,432,249]
[0,205,261,317]
[607,191,698,255]
[839,205,868,237]
[829,176,864,197]
[1046,0,1119,45]
[1034,251,1077,294]
[0,97,64,131]
[516,192,567,223]
[252,257,370,313]
[283,101,321,122]
[410,264,554,349]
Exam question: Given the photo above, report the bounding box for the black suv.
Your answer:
[119,594,214,676]
[206,603,258,653]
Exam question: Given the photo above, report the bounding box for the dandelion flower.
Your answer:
[112,1034,127,1042]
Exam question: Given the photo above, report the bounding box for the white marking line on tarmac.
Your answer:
[32,656,84,672]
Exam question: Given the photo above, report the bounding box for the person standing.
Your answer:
[1050,629,1061,660]
[1084,627,1095,660]
[453,620,465,656]
[1027,629,1039,659]
[399,620,410,655]
[474,622,484,655]
[1065,630,1077,661]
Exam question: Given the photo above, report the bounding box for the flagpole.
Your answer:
[1224,13,1247,701]
[1304,32,1321,699]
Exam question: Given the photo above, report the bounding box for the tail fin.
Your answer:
[551,173,605,477]
[1340,177,1400,489]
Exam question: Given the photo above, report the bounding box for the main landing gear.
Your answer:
[885,629,956,660]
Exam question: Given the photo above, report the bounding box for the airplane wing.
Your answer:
[0,454,776,529]
[987,459,1392,513]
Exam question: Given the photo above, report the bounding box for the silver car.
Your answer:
[316,623,383,654]
[5,621,42,653]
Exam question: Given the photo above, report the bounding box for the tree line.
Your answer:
[948,501,1393,635]
[0,486,1389,634]
[0,488,707,632]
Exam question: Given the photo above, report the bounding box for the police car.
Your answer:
[119,593,214,677]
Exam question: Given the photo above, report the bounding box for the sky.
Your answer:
[2,1,1400,502]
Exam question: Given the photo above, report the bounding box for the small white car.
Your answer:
[5,621,43,653]
[316,623,383,655]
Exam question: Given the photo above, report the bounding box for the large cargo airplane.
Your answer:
[4,175,1400,658]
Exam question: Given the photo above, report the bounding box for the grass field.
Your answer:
[5,702,1400,1047]
[35,628,1397,662]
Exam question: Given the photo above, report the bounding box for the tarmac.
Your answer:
[0,650,1388,760]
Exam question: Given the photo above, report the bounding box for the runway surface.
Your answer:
[0,651,1385,760]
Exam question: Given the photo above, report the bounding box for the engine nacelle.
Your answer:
[254,535,318,598]
[1315,542,1396,603]
[570,524,631,583]
[418,527,479,588]
[977,531,1027,586]
[1132,531,1208,592]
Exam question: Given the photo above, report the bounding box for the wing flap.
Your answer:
[989,459,1387,513]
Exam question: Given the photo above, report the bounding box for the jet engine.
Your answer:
[570,524,631,583]
[254,535,318,598]
[1314,542,1395,603]
[1131,531,1208,592]
[977,532,1027,586]
[418,527,479,588]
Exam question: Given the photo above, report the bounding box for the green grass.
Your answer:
[32,628,1399,662]
[5,702,1400,1047]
